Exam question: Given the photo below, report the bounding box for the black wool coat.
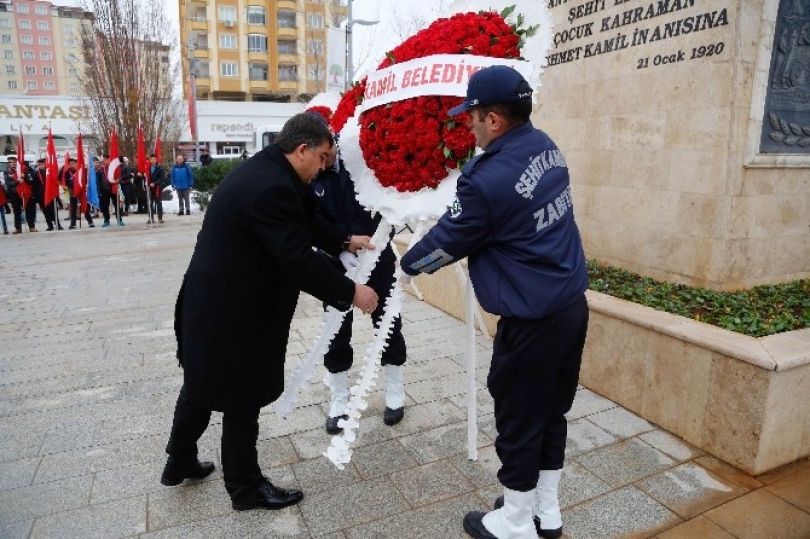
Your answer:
[175,144,355,412]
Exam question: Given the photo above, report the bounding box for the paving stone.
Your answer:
[449,444,501,488]
[704,488,810,539]
[558,460,613,509]
[298,477,410,536]
[147,479,233,531]
[636,462,746,519]
[693,455,764,491]
[0,456,40,491]
[586,406,655,439]
[390,460,473,507]
[29,495,146,539]
[399,423,492,465]
[402,373,473,404]
[352,439,419,480]
[258,436,302,469]
[291,455,361,495]
[141,507,309,538]
[656,515,736,539]
[765,464,810,513]
[0,474,93,523]
[91,459,220,504]
[564,418,619,459]
[566,387,618,419]
[345,492,483,539]
[576,438,677,487]
[447,386,495,417]
[562,486,681,539]
[0,519,34,539]
[638,429,703,462]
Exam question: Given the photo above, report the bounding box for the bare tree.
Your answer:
[77,0,183,160]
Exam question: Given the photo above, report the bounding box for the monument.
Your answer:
[537,0,809,290]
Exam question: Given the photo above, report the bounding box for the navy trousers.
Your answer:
[488,294,589,491]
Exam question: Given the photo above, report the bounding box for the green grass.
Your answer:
[587,260,810,337]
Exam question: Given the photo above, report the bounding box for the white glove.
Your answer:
[339,251,360,271]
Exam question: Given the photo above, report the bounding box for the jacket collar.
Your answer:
[265,145,307,196]
[484,120,534,155]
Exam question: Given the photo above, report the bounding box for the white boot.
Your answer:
[481,487,538,538]
[534,469,563,535]
[327,371,349,418]
[384,365,405,409]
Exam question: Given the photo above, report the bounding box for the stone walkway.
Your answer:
[0,214,809,539]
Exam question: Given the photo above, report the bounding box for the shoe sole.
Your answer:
[383,410,404,426]
[231,495,303,511]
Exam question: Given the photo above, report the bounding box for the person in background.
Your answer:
[170,155,194,216]
[4,156,30,234]
[200,148,213,167]
[119,156,135,216]
[148,154,166,224]
[0,169,8,235]
[31,158,60,231]
[65,157,95,229]
[402,66,589,539]
[311,140,408,434]
[162,113,379,513]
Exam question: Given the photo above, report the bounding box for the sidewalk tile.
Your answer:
[30,495,146,539]
[141,507,309,538]
[577,438,676,487]
[704,489,810,539]
[655,515,736,538]
[566,388,618,419]
[765,465,810,513]
[639,430,703,462]
[565,418,619,459]
[399,423,492,465]
[563,486,681,539]
[636,462,746,519]
[352,439,418,480]
[390,460,473,506]
[693,455,763,491]
[559,461,613,509]
[0,474,93,523]
[587,406,655,439]
[0,456,39,491]
[291,454,361,495]
[147,479,232,531]
[0,519,33,539]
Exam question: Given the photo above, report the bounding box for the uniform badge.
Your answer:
[449,196,462,219]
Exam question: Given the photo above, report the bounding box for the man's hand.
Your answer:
[352,284,378,315]
[339,251,360,271]
[348,235,375,253]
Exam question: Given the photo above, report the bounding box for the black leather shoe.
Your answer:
[160,458,216,486]
[463,511,497,539]
[493,497,560,538]
[231,477,303,511]
[383,406,404,426]
[326,414,348,435]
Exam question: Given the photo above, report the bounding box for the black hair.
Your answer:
[474,99,532,127]
[275,113,334,154]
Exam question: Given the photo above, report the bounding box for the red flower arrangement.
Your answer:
[331,9,530,193]
[305,105,334,122]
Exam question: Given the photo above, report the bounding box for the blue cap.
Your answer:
[447,65,533,116]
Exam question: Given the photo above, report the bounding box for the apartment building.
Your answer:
[180,0,347,102]
[0,0,92,97]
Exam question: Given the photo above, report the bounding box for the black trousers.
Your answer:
[488,294,589,491]
[69,197,94,227]
[150,194,163,220]
[39,198,56,229]
[324,247,407,373]
[165,385,263,501]
[99,190,116,222]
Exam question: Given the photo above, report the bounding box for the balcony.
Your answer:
[278,0,297,9]
[193,48,209,59]
[188,18,208,31]
[277,26,297,38]
[277,53,297,64]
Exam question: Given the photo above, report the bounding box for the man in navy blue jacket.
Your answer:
[311,143,408,434]
[401,66,589,539]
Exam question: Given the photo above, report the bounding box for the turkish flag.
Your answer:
[75,133,87,212]
[107,128,121,194]
[44,128,60,207]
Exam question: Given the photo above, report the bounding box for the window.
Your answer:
[7,80,17,89]
[3,50,12,59]
[17,4,29,13]
[248,34,266,53]
[19,20,31,30]
[249,62,267,80]
[26,80,37,90]
[66,53,77,62]
[277,11,295,28]
[0,18,10,29]
[307,64,323,81]
[43,66,53,75]
[20,35,33,44]
[44,81,55,89]
[36,21,49,31]
[197,61,210,77]
[247,6,266,25]
[38,36,51,46]
[5,65,15,74]
[278,64,297,81]
[25,66,36,75]
[64,23,74,33]
[277,39,296,54]
[220,61,238,76]
[68,67,78,77]
[23,50,34,59]
[35,5,48,15]
[69,82,79,92]
[218,6,236,22]
[41,51,52,60]
[307,38,324,55]
[1,35,11,43]
[219,34,236,48]
[65,38,75,48]
[306,13,323,28]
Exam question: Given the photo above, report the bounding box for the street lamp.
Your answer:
[345,0,379,90]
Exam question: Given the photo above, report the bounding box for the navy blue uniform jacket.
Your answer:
[401,121,588,319]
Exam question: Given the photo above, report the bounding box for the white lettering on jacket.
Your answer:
[514,150,568,200]
[533,185,573,231]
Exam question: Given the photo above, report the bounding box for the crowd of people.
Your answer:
[1,153,196,234]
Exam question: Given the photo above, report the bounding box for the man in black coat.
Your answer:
[162,113,379,511]
[147,154,166,223]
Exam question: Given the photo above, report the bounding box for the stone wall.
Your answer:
[535,0,810,289]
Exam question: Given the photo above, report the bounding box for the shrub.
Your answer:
[193,159,240,193]
[587,260,810,337]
